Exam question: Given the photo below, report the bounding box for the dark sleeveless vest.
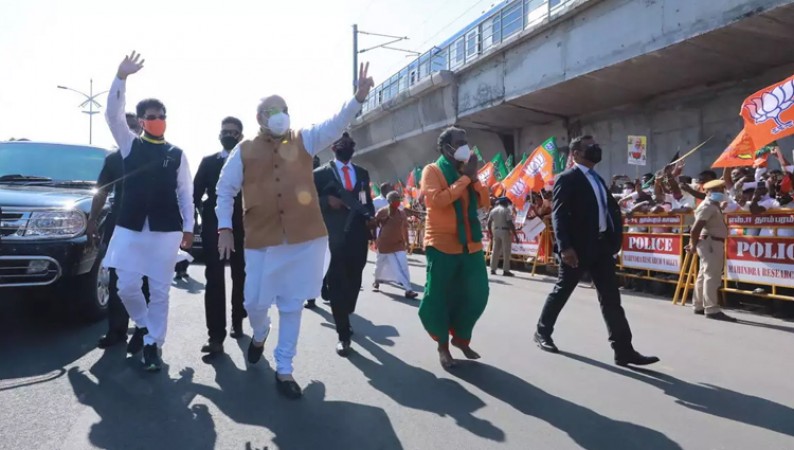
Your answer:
[116,138,183,232]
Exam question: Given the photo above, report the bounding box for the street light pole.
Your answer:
[352,27,419,96]
[57,80,108,145]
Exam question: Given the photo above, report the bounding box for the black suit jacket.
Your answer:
[193,152,242,232]
[552,166,623,265]
[313,161,375,251]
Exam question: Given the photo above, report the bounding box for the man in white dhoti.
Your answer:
[103,51,194,372]
[373,191,418,299]
[215,63,375,399]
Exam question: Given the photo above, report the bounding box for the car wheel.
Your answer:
[71,250,109,323]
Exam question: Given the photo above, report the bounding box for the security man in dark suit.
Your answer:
[193,116,246,354]
[314,133,375,357]
[533,135,659,367]
[88,112,150,350]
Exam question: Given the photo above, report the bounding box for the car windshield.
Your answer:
[0,142,108,182]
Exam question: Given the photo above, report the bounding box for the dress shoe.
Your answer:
[694,309,705,315]
[275,374,302,399]
[230,323,244,339]
[490,270,497,275]
[405,291,419,299]
[706,311,737,322]
[97,332,127,349]
[201,341,224,354]
[533,332,559,353]
[503,271,515,277]
[247,340,265,364]
[615,351,660,367]
[247,326,270,364]
[304,299,316,309]
[127,327,148,355]
[336,340,351,357]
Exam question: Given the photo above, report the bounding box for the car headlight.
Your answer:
[24,209,87,239]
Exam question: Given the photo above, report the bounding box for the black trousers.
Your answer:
[536,238,634,354]
[202,220,246,343]
[326,236,369,342]
[107,268,150,336]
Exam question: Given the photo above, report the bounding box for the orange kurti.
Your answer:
[420,164,490,254]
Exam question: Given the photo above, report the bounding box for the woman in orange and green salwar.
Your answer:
[419,126,491,368]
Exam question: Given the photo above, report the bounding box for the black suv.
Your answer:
[0,141,111,321]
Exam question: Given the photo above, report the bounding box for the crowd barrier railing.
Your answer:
[616,213,692,287]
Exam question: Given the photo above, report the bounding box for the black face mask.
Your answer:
[335,147,354,162]
[583,144,603,164]
[220,135,240,151]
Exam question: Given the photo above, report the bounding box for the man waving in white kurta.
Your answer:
[103,51,195,372]
[215,63,374,399]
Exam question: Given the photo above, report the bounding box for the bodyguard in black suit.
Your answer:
[534,135,659,367]
[314,133,375,357]
[194,117,246,354]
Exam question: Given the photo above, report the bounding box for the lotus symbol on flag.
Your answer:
[744,79,794,134]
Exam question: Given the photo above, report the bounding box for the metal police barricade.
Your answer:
[617,213,691,289]
[482,213,552,273]
[721,211,794,302]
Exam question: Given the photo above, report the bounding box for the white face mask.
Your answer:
[708,192,725,203]
[266,112,290,137]
[452,144,471,162]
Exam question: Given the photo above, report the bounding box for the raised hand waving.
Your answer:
[117,51,145,80]
[355,62,375,103]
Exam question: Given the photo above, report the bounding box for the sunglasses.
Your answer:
[143,114,167,121]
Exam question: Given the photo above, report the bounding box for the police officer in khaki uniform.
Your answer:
[686,179,737,322]
[487,197,518,276]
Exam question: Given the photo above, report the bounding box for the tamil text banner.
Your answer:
[726,237,794,288]
[621,234,683,273]
[725,212,794,229]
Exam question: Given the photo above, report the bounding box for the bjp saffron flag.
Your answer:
[477,161,496,188]
[712,129,756,168]
[502,137,557,210]
[741,74,794,148]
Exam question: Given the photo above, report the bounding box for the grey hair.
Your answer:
[386,191,401,202]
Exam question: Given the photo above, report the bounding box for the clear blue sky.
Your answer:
[0,0,500,170]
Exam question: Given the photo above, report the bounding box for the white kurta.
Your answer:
[102,76,195,285]
[215,96,363,306]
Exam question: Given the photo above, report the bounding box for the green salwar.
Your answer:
[419,246,489,344]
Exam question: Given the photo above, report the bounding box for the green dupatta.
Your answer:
[435,156,483,247]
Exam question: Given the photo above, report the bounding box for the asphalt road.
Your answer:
[2,254,794,450]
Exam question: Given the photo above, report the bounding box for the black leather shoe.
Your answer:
[304,299,316,309]
[275,374,303,399]
[127,327,148,355]
[694,309,705,315]
[503,271,515,277]
[201,341,223,354]
[97,332,127,349]
[615,351,660,367]
[336,340,351,357]
[533,332,559,353]
[490,270,497,275]
[706,312,738,322]
[230,323,244,339]
[247,340,265,364]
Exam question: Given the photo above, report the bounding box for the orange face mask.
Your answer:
[142,119,166,137]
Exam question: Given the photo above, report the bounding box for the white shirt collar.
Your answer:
[574,162,593,174]
[219,149,229,159]
[335,159,353,170]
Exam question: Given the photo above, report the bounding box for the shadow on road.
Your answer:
[195,353,404,450]
[450,362,683,450]
[0,297,102,383]
[68,348,217,450]
[562,352,794,439]
[346,316,506,443]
